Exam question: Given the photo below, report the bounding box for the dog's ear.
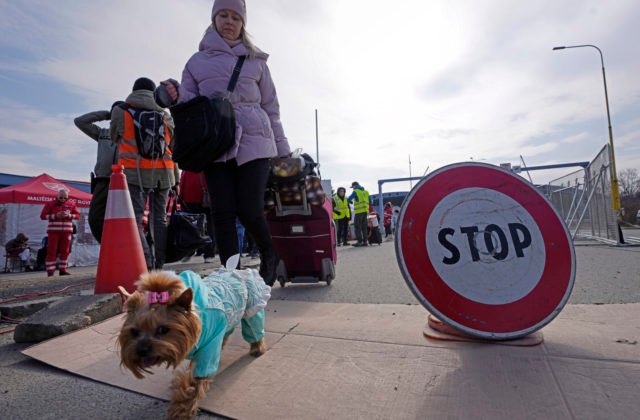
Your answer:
[172,288,194,312]
[122,291,145,313]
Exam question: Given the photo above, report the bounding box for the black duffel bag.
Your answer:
[165,199,212,263]
[167,56,246,172]
[170,96,236,172]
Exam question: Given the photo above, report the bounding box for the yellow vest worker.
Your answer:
[333,194,351,220]
[333,187,352,246]
[353,189,370,214]
[348,182,370,246]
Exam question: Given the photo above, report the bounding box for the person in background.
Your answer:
[367,204,382,245]
[236,219,246,256]
[178,170,216,263]
[40,189,80,277]
[110,77,178,270]
[73,109,118,243]
[5,233,32,271]
[161,0,291,285]
[383,202,393,238]
[392,208,400,233]
[332,187,351,246]
[347,181,370,247]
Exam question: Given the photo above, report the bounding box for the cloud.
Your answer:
[562,132,591,144]
[0,99,95,178]
[1,0,640,191]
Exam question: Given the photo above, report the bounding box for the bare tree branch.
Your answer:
[619,168,640,198]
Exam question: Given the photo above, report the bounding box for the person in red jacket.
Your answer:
[383,202,393,238]
[40,189,80,277]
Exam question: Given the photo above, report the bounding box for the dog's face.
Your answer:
[117,272,202,379]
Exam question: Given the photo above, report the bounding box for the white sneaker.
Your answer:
[203,257,214,263]
[181,256,192,263]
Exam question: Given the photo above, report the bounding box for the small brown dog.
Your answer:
[117,265,270,419]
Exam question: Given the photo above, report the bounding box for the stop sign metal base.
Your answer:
[424,315,544,347]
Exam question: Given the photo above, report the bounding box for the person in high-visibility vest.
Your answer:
[332,187,351,246]
[110,77,179,270]
[347,181,370,247]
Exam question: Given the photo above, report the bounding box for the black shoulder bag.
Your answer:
[170,55,246,172]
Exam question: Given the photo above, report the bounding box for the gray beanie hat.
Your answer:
[211,0,247,25]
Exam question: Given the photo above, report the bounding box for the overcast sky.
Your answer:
[1,0,639,194]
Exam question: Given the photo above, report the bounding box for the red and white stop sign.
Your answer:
[396,162,575,339]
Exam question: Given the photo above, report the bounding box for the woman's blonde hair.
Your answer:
[207,24,256,59]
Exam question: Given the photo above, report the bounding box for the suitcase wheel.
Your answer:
[321,258,335,285]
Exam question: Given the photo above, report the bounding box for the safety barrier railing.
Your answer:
[543,144,620,244]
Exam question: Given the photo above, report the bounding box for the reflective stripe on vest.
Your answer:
[118,108,175,170]
[333,195,349,219]
[354,189,369,214]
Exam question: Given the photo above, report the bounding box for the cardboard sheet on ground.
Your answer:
[23,302,640,419]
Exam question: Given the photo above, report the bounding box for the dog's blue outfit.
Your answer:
[179,268,270,378]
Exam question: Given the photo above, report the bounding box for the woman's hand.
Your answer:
[160,79,180,103]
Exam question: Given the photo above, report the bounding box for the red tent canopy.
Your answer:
[0,173,92,208]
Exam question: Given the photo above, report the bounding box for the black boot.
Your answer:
[259,250,278,286]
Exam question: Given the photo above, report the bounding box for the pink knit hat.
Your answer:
[211,0,247,24]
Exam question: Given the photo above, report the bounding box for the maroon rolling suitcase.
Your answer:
[265,157,337,287]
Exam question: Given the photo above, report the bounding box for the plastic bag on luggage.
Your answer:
[267,149,325,207]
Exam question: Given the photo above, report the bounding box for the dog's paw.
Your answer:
[168,371,209,419]
[166,401,198,420]
[249,338,266,357]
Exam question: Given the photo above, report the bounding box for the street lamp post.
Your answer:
[552,45,621,212]
[409,154,413,189]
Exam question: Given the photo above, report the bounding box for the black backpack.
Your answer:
[117,103,167,159]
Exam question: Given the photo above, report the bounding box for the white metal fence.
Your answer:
[542,144,621,244]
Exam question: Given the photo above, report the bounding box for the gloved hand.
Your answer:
[155,79,180,108]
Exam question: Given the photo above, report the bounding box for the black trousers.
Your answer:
[336,218,349,244]
[204,158,273,266]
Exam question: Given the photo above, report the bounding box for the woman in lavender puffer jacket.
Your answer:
[163,0,290,285]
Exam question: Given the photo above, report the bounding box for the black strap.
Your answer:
[167,195,178,216]
[115,102,132,112]
[167,195,191,215]
[197,173,207,194]
[226,55,246,93]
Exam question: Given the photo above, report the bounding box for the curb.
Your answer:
[14,294,121,343]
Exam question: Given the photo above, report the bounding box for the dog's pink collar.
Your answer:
[147,291,170,305]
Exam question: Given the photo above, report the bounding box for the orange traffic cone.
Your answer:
[94,165,148,294]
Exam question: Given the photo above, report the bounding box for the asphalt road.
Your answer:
[270,235,640,305]
[1,235,639,419]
